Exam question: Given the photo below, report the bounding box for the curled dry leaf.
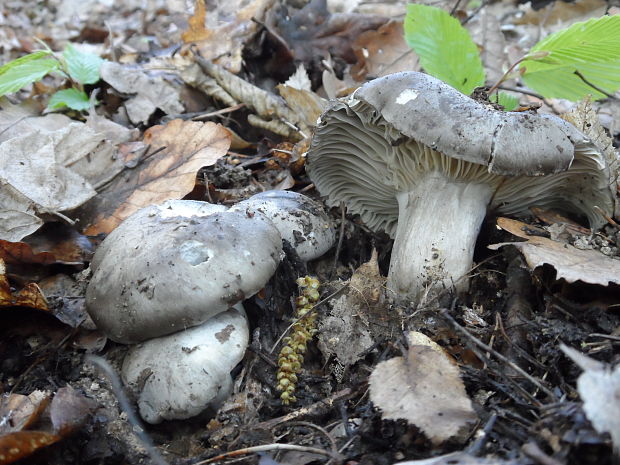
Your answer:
[369,331,477,444]
[318,250,392,367]
[0,259,49,311]
[100,61,184,125]
[561,345,620,453]
[50,385,97,436]
[79,119,231,235]
[0,391,51,434]
[490,217,620,286]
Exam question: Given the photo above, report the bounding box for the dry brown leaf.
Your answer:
[80,120,230,235]
[561,345,620,454]
[351,20,419,81]
[0,391,51,434]
[50,386,97,436]
[515,0,607,26]
[318,251,392,367]
[490,217,620,286]
[100,61,184,125]
[369,331,477,444]
[0,259,49,311]
[0,431,61,465]
[182,0,274,73]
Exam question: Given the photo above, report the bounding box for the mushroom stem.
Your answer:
[388,172,493,303]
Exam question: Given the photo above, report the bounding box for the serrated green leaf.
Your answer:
[63,43,104,85]
[404,4,485,94]
[0,57,60,96]
[521,15,620,100]
[47,88,91,111]
[497,92,519,111]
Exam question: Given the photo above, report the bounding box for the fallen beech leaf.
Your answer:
[351,20,419,81]
[182,0,275,73]
[100,62,184,125]
[369,331,477,444]
[561,345,620,453]
[0,391,51,433]
[0,260,49,311]
[50,386,97,436]
[0,241,55,266]
[490,217,620,286]
[0,431,60,465]
[0,223,93,266]
[80,120,231,235]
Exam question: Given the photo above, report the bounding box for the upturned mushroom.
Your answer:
[85,192,335,423]
[307,72,615,303]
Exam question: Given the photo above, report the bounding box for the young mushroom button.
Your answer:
[306,71,615,304]
[231,190,336,261]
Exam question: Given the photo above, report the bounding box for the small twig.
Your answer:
[574,70,618,100]
[466,413,497,455]
[330,203,346,280]
[269,284,349,354]
[593,205,620,229]
[85,355,168,465]
[191,103,246,121]
[440,309,557,401]
[522,441,565,465]
[497,85,544,100]
[255,388,355,430]
[275,421,339,457]
[193,443,341,465]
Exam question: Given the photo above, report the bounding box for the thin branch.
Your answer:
[574,70,618,100]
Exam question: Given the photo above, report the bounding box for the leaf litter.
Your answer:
[0,0,620,464]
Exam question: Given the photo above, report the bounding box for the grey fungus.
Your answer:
[231,190,336,261]
[306,71,615,303]
[122,306,248,424]
[85,192,335,423]
[85,199,282,344]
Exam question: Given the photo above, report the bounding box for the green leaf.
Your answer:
[521,15,620,100]
[0,52,59,96]
[404,4,485,94]
[63,43,104,85]
[496,92,519,111]
[47,88,91,111]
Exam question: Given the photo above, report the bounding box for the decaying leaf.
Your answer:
[181,0,275,73]
[351,20,419,81]
[79,119,230,235]
[0,259,49,311]
[318,251,392,366]
[490,217,620,286]
[50,385,97,436]
[561,345,620,453]
[0,431,61,465]
[0,391,51,434]
[369,331,477,444]
[100,61,184,125]
[277,66,328,130]
[562,99,620,219]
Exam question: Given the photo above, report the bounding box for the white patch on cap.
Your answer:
[395,89,419,105]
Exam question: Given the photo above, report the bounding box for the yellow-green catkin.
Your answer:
[276,276,320,405]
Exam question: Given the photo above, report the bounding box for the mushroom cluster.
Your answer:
[307,72,616,303]
[86,191,335,423]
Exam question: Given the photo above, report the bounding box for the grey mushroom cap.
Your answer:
[85,200,282,344]
[122,305,248,424]
[306,71,615,301]
[231,191,336,261]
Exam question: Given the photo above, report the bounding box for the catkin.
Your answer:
[276,276,320,405]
